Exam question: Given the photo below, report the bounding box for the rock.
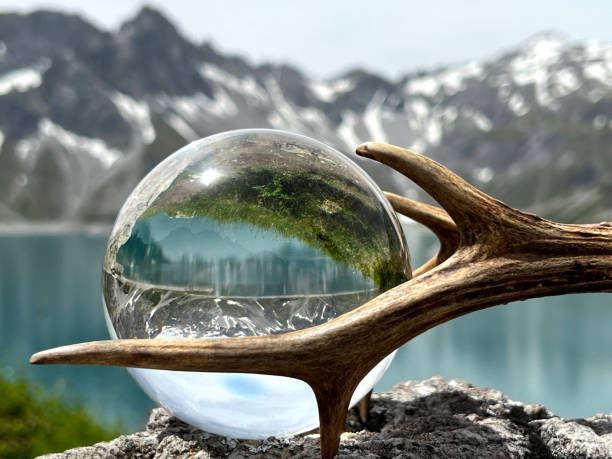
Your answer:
[38,376,612,458]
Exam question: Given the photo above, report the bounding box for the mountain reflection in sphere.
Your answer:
[102,129,410,439]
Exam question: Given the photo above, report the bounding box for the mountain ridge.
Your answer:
[0,7,611,223]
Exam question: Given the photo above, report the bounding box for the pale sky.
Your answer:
[1,0,612,79]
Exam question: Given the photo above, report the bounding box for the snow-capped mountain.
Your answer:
[1,7,611,223]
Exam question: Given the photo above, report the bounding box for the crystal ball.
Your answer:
[102,129,410,439]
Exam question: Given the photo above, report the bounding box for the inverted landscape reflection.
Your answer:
[116,213,376,296]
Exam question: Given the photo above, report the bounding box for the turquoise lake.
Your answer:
[1,228,612,432]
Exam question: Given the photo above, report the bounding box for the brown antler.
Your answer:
[384,191,458,276]
[31,142,612,459]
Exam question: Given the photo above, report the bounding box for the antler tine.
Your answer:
[357,142,524,244]
[361,142,612,258]
[384,191,459,276]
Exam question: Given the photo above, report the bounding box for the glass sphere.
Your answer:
[103,129,410,439]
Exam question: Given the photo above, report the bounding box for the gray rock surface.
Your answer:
[40,376,612,458]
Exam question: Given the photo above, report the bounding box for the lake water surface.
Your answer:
[1,228,611,432]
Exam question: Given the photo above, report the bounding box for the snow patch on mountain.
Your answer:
[585,41,611,59]
[299,107,331,135]
[552,68,580,96]
[206,88,239,117]
[407,139,426,153]
[310,78,355,102]
[14,138,38,165]
[438,61,484,95]
[363,91,389,143]
[593,114,607,129]
[510,35,567,109]
[442,106,458,124]
[265,78,305,131]
[169,89,238,123]
[112,92,156,144]
[267,112,284,129]
[0,65,45,95]
[463,108,492,131]
[406,61,484,97]
[15,120,122,171]
[425,116,443,145]
[512,35,564,75]
[400,98,447,148]
[409,99,430,119]
[338,111,360,148]
[199,64,268,105]
[165,113,199,140]
[584,61,612,87]
[39,119,122,168]
[474,167,494,183]
[406,76,439,97]
[508,93,529,116]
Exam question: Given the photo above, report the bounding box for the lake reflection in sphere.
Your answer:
[103,129,410,438]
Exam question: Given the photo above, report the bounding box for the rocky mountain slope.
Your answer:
[1,7,612,223]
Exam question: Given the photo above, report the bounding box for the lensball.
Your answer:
[103,129,410,438]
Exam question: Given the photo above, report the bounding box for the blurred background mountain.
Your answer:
[1,6,611,224]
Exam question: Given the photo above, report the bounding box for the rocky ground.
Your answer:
[40,376,612,458]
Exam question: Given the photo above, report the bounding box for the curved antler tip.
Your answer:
[356,142,422,161]
[30,343,86,365]
[30,351,48,364]
[355,142,375,159]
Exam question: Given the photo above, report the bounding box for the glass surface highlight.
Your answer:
[103,129,410,438]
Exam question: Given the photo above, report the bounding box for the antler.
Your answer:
[31,142,612,459]
[383,191,458,276]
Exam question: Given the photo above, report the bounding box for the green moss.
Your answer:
[0,375,123,458]
[140,167,407,292]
